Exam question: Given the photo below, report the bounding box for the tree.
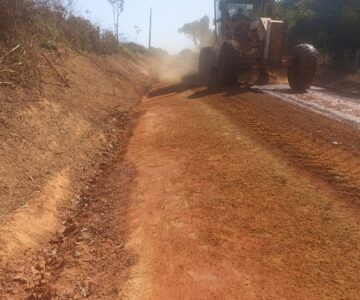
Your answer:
[134,25,142,44]
[276,0,360,56]
[64,0,75,17]
[107,0,124,42]
[178,16,214,47]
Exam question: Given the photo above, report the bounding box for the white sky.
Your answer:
[75,0,214,54]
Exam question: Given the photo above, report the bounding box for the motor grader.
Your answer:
[199,0,318,91]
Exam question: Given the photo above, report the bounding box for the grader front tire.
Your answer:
[288,44,318,92]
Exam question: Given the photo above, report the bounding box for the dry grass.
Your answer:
[0,0,121,88]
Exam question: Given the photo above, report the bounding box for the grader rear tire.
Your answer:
[218,41,241,86]
[288,44,318,92]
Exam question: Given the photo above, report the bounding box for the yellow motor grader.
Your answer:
[199,0,318,91]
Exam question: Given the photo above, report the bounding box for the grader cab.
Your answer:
[199,0,318,92]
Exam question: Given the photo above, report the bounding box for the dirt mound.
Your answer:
[0,47,152,293]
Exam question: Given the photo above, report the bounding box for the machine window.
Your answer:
[227,3,256,19]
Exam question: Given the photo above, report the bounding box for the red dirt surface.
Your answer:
[120,84,360,300]
[1,81,360,299]
[0,49,151,298]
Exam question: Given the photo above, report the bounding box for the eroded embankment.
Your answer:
[0,49,152,295]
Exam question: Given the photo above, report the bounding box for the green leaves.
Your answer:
[277,0,360,56]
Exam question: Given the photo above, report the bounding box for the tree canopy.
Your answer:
[178,16,213,47]
[276,0,360,56]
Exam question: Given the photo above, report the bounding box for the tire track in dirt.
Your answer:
[117,85,360,299]
[200,87,360,209]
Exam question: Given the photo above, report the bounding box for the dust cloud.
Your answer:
[152,49,199,83]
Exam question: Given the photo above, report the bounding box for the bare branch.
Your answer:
[41,52,69,87]
[107,0,125,42]
[0,82,16,88]
[0,45,21,64]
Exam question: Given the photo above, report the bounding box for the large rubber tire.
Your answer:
[199,47,217,82]
[288,44,318,92]
[256,65,269,86]
[218,40,242,86]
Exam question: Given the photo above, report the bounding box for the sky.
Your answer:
[75,0,214,54]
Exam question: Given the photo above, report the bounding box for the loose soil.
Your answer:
[0,49,152,298]
[2,79,359,299]
[122,83,360,299]
[316,67,360,98]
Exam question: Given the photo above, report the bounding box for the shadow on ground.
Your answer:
[148,73,202,98]
[188,84,263,99]
[148,73,264,100]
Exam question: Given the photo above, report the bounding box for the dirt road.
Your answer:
[119,83,360,299]
[2,82,360,299]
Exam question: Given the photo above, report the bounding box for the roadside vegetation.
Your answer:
[0,0,121,53]
[0,0,152,88]
[276,0,360,58]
